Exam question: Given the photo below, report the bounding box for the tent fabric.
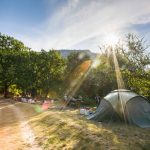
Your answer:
[88,90,150,128]
[104,91,139,118]
[87,99,120,122]
[125,97,150,128]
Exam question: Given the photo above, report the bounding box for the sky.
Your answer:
[0,0,150,52]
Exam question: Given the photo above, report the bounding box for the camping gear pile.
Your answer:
[80,108,93,115]
[21,97,35,103]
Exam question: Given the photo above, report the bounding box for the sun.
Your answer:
[103,33,119,46]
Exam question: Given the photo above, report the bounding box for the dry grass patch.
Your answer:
[29,106,150,150]
[1,99,148,150]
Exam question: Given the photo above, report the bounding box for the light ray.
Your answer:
[112,48,125,89]
[111,47,128,123]
[65,56,101,99]
[66,60,92,97]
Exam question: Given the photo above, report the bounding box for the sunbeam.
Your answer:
[111,47,128,123]
[65,60,92,97]
[65,53,103,99]
[112,48,125,89]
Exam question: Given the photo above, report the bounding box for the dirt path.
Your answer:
[0,99,41,150]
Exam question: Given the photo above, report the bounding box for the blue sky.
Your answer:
[0,0,150,52]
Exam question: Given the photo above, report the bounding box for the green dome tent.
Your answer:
[88,89,150,128]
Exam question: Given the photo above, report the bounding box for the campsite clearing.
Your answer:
[0,98,150,150]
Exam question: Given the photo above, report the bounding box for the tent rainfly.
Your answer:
[88,89,150,128]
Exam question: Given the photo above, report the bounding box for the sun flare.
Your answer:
[103,33,119,46]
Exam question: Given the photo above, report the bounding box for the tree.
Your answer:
[0,33,27,98]
[67,51,90,72]
[14,50,38,97]
[63,51,91,96]
[78,53,117,98]
[36,50,66,98]
[121,34,150,97]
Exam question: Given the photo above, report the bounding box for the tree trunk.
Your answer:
[45,89,49,99]
[31,88,37,98]
[4,84,8,98]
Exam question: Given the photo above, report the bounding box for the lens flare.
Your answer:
[103,33,119,46]
[65,60,92,97]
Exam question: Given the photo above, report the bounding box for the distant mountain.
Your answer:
[57,49,97,59]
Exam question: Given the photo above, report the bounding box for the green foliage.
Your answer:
[72,34,150,99]
[121,34,150,98]
[0,33,28,97]
[8,84,22,96]
[0,33,66,98]
[77,54,117,98]
[0,33,26,51]
[36,50,66,97]
[67,51,90,72]
[0,32,150,100]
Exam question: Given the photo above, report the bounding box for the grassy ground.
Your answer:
[26,101,150,150]
[0,98,150,150]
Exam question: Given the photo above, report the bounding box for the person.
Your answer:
[76,95,82,108]
[95,94,101,106]
[78,95,83,101]
[64,95,68,102]
[63,95,70,107]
